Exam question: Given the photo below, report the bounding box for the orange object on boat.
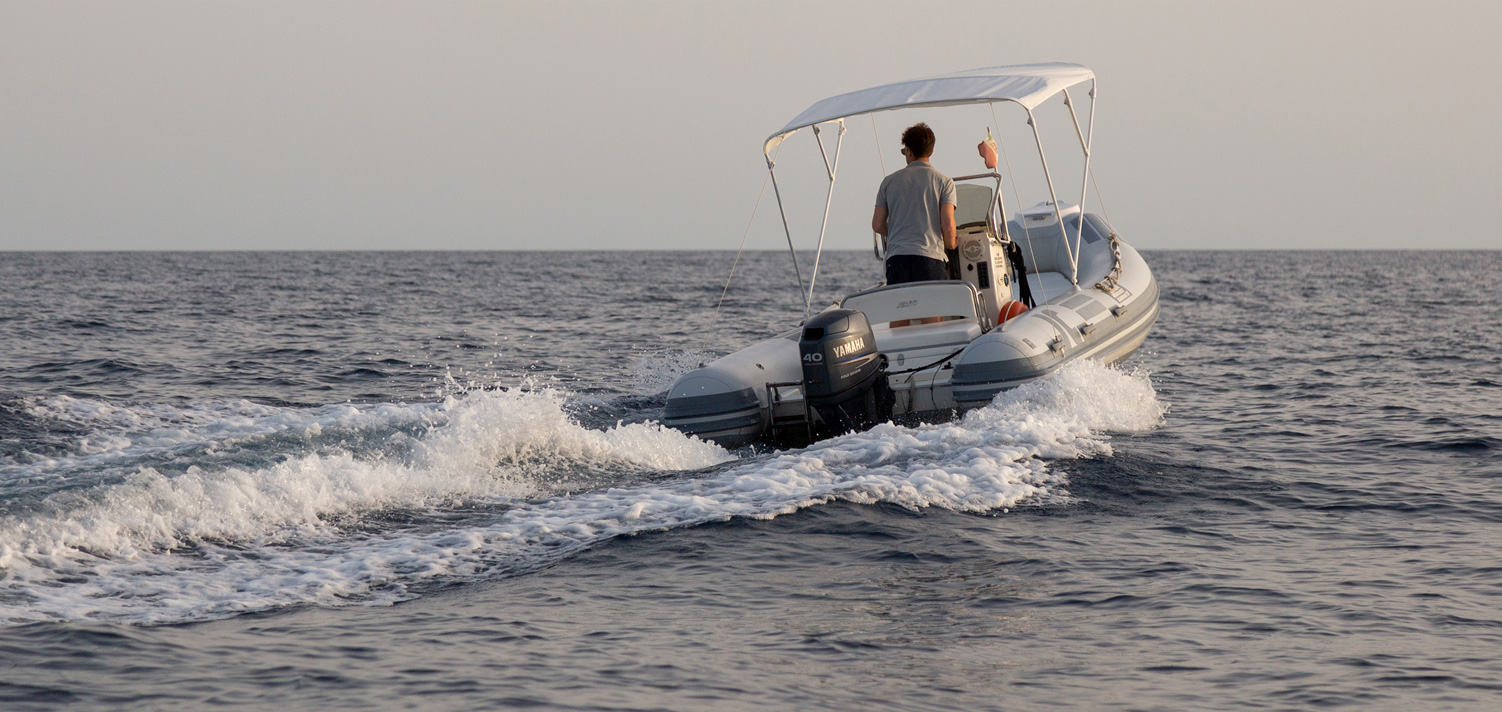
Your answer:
[998,299,1028,323]
[978,128,998,169]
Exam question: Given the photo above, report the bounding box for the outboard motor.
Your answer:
[799,309,893,435]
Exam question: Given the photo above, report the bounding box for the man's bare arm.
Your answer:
[942,204,957,250]
[872,206,889,237]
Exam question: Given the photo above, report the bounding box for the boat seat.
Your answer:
[842,281,986,366]
[871,319,984,363]
[841,280,982,325]
[1008,212,1115,300]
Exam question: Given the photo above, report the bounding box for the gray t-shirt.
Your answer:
[875,161,957,261]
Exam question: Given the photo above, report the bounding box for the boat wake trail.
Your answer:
[630,348,715,396]
[0,361,1161,624]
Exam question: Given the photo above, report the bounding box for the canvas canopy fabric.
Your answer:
[763,63,1093,156]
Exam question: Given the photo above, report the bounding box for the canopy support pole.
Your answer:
[766,157,807,304]
[871,115,887,260]
[805,121,845,317]
[1062,87,1090,159]
[1026,108,1078,286]
[993,100,1046,309]
[1063,83,1097,286]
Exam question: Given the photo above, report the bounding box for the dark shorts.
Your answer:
[885,254,949,285]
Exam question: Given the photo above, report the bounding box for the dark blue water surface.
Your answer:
[0,250,1499,710]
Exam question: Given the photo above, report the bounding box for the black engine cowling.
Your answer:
[799,309,892,435]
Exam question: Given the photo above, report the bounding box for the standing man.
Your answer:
[872,122,957,288]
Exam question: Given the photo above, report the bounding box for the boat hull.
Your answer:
[951,274,1159,406]
[664,232,1159,448]
[662,330,800,447]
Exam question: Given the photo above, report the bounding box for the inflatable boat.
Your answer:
[664,63,1158,447]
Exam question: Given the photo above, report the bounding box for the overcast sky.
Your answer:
[2,0,1497,251]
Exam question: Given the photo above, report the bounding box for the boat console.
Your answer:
[949,181,1016,324]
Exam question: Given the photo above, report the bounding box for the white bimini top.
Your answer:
[764,62,1094,156]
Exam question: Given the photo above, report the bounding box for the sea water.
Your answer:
[0,251,1498,709]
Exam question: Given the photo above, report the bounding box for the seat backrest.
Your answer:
[841,281,981,325]
[1070,213,1116,286]
[1009,214,1116,285]
[1008,219,1063,274]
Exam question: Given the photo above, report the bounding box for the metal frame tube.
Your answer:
[1063,88,1089,158]
[804,121,845,316]
[1062,83,1097,284]
[1026,108,1078,285]
[1070,83,1097,282]
[766,158,806,299]
[949,171,1008,238]
[992,174,1006,239]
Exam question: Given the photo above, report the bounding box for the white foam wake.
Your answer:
[629,348,714,395]
[0,361,1161,624]
[11,395,439,474]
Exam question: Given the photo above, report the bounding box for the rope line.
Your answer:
[1090,168,1114,230]
[700,169,772,356]
[1087,167,1124,293]
[991,102,1047,306]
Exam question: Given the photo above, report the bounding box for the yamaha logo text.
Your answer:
[832,337,865,359]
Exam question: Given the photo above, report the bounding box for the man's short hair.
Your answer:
[901,123,936,159]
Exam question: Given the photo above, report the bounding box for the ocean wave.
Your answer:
[0,360,1160,624]
[628,349,715,396]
